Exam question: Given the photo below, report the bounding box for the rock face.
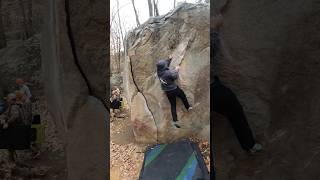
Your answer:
[41,0,108,179]
[0,0,45,95]
[0,35,42,95]
[213,0,320,179]
[124,3,210,143]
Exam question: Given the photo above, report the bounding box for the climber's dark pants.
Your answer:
[165,86,190,122]
[213,82,256,151]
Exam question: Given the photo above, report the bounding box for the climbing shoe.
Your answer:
[172,121,181,128]
[249,143,263,154]
[187,103,200,112]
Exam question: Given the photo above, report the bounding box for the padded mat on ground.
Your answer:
[139,139,210,180]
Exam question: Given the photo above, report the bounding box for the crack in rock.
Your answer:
[129,56,159,142]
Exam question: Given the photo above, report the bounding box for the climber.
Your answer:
[156,58,192,128]
[212,13,262,153]
[213,76,262,153]
[16,78,32,103]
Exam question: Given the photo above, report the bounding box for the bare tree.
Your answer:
[110,1,131,73]
[116,0,124,47]
[153,0,159,16]
[110,4,123,73]
[113,22,121,72]
[0,0,7,48]
[26,0,33,33]
[110,23,121,73]
[131,0,140,26]
[147,0,153,17]
[18,0,33,39]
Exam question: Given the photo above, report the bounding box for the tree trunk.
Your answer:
[174,0,176,8]
[118,37,121,73]
[0,0,7,48]
[19,0,27,39]
[26,0,33,35]
[147,0,153,17]
[116,0,124,49]
[153,0,159,16]
[115,23,121,73]
[19,0,33,39]
[131,0,140,26]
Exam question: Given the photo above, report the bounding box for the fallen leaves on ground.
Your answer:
[110,111,211,180]
[110,114,147,180]
[0,97,66,179]
[190,137,211,171]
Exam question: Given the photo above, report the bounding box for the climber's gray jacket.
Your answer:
[156,59,179,91]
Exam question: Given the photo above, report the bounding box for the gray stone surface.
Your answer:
[213,0,320,179]
[41,0,108,179]
[124,3,210,143]
[0,34,42,95]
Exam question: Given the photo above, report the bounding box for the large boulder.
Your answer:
[124,3,210,143]
[41,0,108,179]
[0,35,42,95]
[213,0,320,179]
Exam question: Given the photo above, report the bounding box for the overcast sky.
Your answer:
[110,0,198,33]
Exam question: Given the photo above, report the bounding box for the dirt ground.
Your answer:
[110,109,210,180]
[0,98,67,180]
[0,97,210,180]
[110,112,147,180]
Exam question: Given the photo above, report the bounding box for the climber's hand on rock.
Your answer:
[180,80,187,85]
[175,65,180,71]
[168,55,173,61]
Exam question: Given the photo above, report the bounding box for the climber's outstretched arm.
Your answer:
[165,57,173,67]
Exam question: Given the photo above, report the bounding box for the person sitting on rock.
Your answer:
[212,13,262,154]
[156,57,192,128]
[110,87,122,118]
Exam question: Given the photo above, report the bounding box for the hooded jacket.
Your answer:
[156,59,179,91]
[212,76,221,88]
